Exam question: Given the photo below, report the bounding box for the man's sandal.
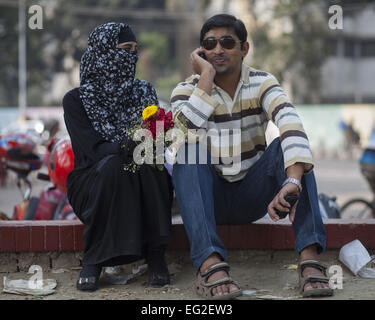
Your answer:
[195,261,242,300]
[298,260,334,298]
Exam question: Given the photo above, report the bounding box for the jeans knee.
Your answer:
[268,137,284,164]
[263,138,286,183]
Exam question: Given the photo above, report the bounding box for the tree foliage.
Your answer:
[0,0,176,106]
[249,0,332,103]
[2,0,371,106]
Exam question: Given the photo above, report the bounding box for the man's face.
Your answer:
[201,27,248,75]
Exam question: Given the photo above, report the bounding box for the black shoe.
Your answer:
[146,245,170,287]
[76,265,102,292]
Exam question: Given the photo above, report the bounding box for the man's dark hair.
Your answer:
[200,14,248,44]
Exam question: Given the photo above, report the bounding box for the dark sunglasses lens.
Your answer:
[220,37,236,49]
[202,39,217,50]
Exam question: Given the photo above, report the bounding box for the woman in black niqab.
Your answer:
[62,22,173,291]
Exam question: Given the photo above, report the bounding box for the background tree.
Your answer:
[0,0,177,106]
[248,0,331,104]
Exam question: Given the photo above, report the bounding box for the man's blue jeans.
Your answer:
[172,138,326,270]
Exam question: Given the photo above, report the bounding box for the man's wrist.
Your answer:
[201,68,216,79]
[282,177,302,192]
[197,70,215,95]
[285,162,304,181]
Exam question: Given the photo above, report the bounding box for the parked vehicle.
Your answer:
[15,137,77,221]
[0,131,42,204]
[0,130,76,221]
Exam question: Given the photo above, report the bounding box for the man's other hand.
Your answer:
[267,182,300,222]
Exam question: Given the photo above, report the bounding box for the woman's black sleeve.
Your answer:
[62,90,120,163]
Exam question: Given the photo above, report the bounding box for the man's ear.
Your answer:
[241,41,250,58]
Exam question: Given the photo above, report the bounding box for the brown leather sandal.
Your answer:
[299,259,334,298]
[195,261,242,300]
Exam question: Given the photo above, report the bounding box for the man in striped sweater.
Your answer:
[170,14,332,299]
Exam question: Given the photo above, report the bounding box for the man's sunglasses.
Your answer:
[201,36,242,50]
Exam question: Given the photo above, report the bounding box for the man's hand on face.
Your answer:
[190,48,216,76]
[267,183,300,223]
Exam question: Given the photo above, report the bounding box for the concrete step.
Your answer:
[1,218,375,253]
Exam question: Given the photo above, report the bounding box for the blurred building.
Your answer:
[322,3,375,103]
[2,0,375,107]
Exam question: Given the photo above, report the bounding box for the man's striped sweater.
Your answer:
[170,63,313,182]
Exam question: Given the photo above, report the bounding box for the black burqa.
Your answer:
[63,22,173,267]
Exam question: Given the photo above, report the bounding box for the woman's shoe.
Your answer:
[146,245,170,287]
[76,265,102,292]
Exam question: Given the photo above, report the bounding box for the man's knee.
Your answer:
[267,137,283,163]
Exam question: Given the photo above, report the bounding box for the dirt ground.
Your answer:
[1,249,375,300]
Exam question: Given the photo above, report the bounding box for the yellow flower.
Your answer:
[142,105,158,120]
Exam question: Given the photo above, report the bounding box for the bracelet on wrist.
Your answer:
[282,177,302,192]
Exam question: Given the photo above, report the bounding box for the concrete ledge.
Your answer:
[1,218,375,253]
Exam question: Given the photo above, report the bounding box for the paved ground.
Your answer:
[313,158,372,210]
[1,158,375,301]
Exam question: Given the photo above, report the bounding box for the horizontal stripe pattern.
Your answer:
[170,64,313,182]
[170,94,190,103]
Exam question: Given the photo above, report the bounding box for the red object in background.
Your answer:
[42,137,58,166]
[60,202,75,220]
[34,188,65,220]
[0,132,42,174]
[47,138,74,194]
[12,200,28,220]
[12,187,77,221]
[1,132,36,154]
[8,136,77,221]
[12,188,64,220]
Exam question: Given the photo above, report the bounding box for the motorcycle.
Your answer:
[0,130,76,221]
[0,131,42,220]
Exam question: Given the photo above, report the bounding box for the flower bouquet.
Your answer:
[122,105,175,172]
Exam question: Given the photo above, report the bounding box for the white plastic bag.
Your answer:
[101,264,147,285]
[358,257,375,278]
[3,277,57,296]
[339,239,375,278]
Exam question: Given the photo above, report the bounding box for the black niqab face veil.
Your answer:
[79,22,158,144]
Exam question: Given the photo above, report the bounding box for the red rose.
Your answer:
[141,107,174,140]
[156,108,165,120]
[165,110,174,130]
